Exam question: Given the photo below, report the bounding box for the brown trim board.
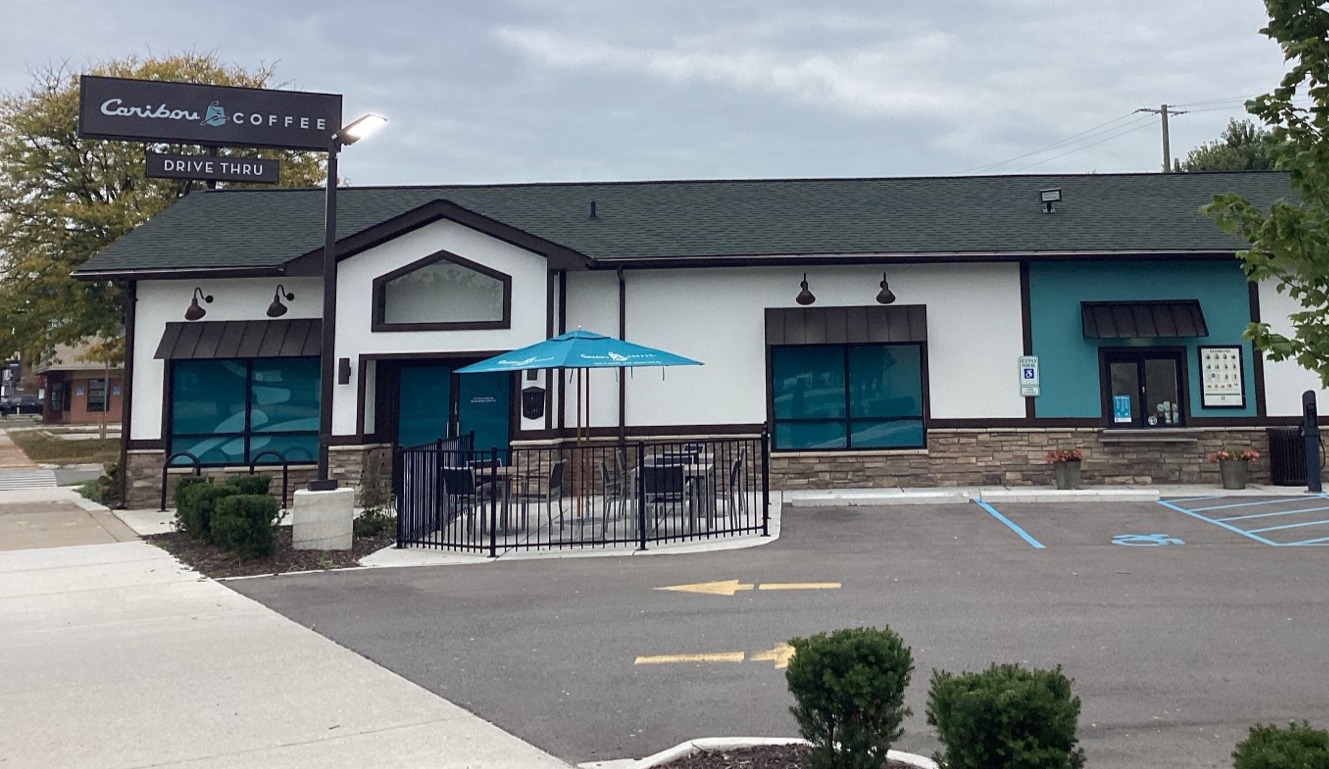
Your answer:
[1249,281,1267,418]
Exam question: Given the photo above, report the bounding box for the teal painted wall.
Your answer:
[1028,260,1255,419]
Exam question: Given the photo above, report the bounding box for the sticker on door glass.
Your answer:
[1112,394,1132,423]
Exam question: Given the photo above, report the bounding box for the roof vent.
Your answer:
[1039,188,1062,214]
[588,200,598,220]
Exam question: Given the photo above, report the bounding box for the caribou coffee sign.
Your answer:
[78,75,342,151]
[145,152,281,184]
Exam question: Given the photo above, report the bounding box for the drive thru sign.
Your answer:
[1019,355,1040,397]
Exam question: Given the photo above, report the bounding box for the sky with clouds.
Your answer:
[0,0,1291,186]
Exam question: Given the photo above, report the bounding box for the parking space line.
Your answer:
[1289,535,1329,546]
[1166,495,1223,504]
[1185,499,1297,512]
[1156,500,1281,546]
[1247,518,1329,534]
[972,500,1045,549]
[1218,505,1329,522]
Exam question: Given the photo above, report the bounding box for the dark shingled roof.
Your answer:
[75,171,1292,276]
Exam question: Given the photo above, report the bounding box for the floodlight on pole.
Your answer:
[311,113,387,491]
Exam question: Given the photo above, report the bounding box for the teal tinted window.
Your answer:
[251,358,320,433]
[849,346,923,418]
[772,346,846,419]
[168,358,319,466]
[171,361,247,435]
[771,343,925,451]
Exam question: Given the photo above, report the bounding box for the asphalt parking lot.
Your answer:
[232,498,1329,769]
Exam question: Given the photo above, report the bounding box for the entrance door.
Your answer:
[1104,351,1185,428]
[459,371,510,455]
[393,361,512,451]
[397,363,452,447]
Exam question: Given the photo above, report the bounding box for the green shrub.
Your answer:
[96,460,122,507]
[173,480,238,543]
[225,474,273,496]
[926,663,1085,769]
[1233,721,1329,769]
[211,494,281,559]
[785,626,914,769]
[354,505,395,539]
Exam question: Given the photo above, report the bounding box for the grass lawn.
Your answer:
[7,430,118,465]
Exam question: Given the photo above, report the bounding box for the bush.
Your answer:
[225,473,272,496]
[785,626,914,769]
[211,494,281,559]
[354,505,395,539]
[926,663,1085,769]
[96,460,122,507]
[1233,721,1329,769]
[173,480,238,542]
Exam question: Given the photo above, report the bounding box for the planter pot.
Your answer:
[1219,458,1249,490]
[1053,460,1081,490]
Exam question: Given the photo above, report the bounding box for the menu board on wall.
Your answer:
[1200,346,1245,409]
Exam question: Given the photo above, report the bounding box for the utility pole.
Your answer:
[1136,104,1188,172]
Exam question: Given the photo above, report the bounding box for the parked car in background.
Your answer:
[0,394,42,416]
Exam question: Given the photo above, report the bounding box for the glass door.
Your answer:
[458,371,511,456]
[1103,351,1184,428]
[397,363,453,447]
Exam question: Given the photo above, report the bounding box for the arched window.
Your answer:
[372,250,512,331]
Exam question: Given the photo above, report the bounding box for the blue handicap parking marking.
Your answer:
[972,499,1045,549]
[1112,533,1184,547]
[1158,495,1329,546]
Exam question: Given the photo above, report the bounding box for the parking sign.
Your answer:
[1018,355,1040,397]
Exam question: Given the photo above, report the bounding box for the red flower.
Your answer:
[1045,448,1083,463]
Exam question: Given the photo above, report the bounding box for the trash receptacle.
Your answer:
[1267,427,1306,486]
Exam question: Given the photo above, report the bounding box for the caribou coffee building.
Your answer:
[74,171,1323,508]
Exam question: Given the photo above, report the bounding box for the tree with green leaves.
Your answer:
[0,53,325,365]
[1179,118,1280,172]
[1206,0,1329,386]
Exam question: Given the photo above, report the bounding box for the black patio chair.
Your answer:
[641,463,695,534]
[440,465,482,537]
[516,459,565,524]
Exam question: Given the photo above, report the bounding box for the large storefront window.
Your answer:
[1103,349,1185,428]
[169,358,319,465]
[771,344,925,450]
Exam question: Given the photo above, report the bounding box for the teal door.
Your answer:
[395,362,510,452]
[459,371,510,455]
[398,364,452,447]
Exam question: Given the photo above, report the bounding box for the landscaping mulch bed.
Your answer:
[147,527,394,579]
[658,744,917,769]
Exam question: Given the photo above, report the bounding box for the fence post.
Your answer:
[393,446,403,547]
[434,438,446,536]
[488,447,499,558]
[636,441,648,551]
[760,427,770,537]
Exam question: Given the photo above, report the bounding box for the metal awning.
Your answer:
[1080,300,1209,339]
[153,319,321,360]
[765,305,928,345]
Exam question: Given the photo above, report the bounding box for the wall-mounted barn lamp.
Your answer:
[795,273,816,305]
[184,287,212,321]
[266,284,295,318]
[875,273,896,305]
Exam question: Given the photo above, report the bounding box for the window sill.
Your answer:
[1099,428,1200,444]
[773,448,929,457]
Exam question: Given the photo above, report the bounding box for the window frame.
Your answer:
[167,357,320,467]
[1098,346,1189,429]
[86,377,107,413]
[371,248,513,332]
[768,341,929,452]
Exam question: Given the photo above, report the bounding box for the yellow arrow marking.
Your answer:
[656,579,755,596]
[757,582,842,591]
[751,643,796,669]
[635,652,746,665]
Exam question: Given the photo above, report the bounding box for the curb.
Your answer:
[578,737,937,769]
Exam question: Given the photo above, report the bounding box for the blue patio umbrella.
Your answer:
[457,330,702,512]
[454,329,702,373]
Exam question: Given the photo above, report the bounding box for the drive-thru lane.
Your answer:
[231,501,1329,769]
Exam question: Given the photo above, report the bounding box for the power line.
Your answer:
[1007,119,1158,173]
[958,111,1147,174]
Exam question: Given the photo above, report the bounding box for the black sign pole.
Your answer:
[310,139,341,490]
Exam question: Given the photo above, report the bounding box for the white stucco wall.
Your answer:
[130,277,322,441]
[334,219,548,435]
[559,263,1027,430]
[1259,279,1329,416]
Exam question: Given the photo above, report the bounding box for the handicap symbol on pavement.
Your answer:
[1112,533,1184,547]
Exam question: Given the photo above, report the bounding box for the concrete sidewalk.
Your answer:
[0,539,572,768]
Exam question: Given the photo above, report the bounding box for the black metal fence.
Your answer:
[394,431,770,555]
